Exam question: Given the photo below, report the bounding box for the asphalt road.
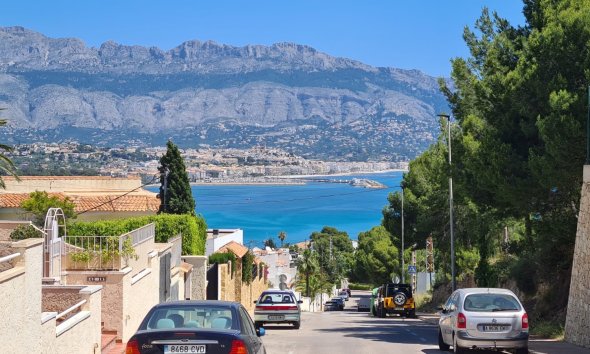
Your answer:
[260,291,525,354]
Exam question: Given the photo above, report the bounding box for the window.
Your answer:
[239,307,256,336]
[144,305,235,330]
[259,292,294,304]
[463,294,521,312]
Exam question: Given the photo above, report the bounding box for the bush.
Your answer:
[208,252,236,274]
[10,224,43,240]
[67,213,207,255]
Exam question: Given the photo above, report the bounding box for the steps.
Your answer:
[101,330,125,354]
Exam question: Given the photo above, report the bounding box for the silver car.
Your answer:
[438,288,529,354]
[254,290,302,329]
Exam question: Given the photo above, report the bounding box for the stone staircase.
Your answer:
[101,325,125,354]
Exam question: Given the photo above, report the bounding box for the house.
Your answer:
[205,228,244,256]
[253,247,298,290]
[0,238,102,354]
[0,176,159,221]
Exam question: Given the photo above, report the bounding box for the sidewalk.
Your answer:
[417,313,590,354]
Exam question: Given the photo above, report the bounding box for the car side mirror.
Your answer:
[297,300,303,304]
[256,327,265,337]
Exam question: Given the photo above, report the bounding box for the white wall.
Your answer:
[205,229,244,256]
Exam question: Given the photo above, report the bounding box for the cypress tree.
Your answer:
[158,140,195,215]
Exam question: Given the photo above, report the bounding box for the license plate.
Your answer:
[395,307,404,310]
[268,315,284,320]
[165,345,206,353]
[483,325,508,332]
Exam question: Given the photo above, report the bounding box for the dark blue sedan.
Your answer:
[126,300,266,354]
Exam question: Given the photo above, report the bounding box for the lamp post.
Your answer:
[401,185,405,283]
[438,112,456,292]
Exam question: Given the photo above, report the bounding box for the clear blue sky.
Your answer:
[0,0,525,77]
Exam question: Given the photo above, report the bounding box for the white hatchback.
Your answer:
[254,290,302,329]
[438,288,529,354]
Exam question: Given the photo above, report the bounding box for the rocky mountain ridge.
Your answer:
[0,26,448,161]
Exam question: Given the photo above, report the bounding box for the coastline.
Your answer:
[146,169,406,187]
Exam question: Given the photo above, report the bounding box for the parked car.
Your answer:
[357,297,371,312]
[324,299,339,311]
[332,296,346,310]
[438,288,529,354]
[125,300,266,354]
[376,283,416,318]
[342,288,352,297]
[338,290,350,301]
[254,290,302,329]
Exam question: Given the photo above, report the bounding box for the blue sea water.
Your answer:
[151,171,403,247]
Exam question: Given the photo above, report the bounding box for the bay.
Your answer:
[150,171,403,247]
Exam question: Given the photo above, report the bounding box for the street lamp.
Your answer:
[438,112,456,292]
[401,185,405,283]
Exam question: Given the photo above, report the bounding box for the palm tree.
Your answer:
[296,249,319,298]
[0,109,19,189]
[278,231,287,248]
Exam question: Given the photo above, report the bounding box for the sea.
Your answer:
[150,171,403,247]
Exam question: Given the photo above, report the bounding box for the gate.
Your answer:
[159,252,171,302]
[43,208,65,281]
[206,263,219,300]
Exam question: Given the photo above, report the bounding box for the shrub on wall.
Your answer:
[67,213,207,255]
[242,251,255,285]
[10,224,43,240]
[208,252,236,274]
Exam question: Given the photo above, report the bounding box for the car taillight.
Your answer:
[522,313,529,329]
[229,339,248,354]
[457,312,467,329]
[126,339,140,354]
[256,305,298,311]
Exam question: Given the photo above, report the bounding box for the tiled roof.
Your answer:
[0,193,160,213]
[218,241,249,258]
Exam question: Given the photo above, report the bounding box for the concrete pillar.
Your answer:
[182,256,207,300]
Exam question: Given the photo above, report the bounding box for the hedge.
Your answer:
[67,213,207,255]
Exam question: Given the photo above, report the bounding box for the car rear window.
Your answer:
[463,293,521,312]
[259,292,294,304]
[143,305,236,330]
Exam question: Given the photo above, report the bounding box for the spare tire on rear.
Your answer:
[393,292,407,306]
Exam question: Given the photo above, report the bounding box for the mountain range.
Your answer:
[0,26,449,161]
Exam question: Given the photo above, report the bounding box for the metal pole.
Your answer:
[587,85,590,164]
[401,186,405,283]
[447,115,456,292]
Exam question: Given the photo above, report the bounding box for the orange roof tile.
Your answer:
[218,241,249,258]
[0,193,159,213]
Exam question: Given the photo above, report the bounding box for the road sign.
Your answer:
[408,265,417,274]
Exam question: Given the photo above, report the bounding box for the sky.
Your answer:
[0,1,526,77]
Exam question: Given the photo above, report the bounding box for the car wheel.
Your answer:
[378,304,386,318]
[393,292,407,306]
[453,333,467,354]
[514,348,528,354]
[408,309,416,318]
[438,329,450,351]
[293,321,300,330]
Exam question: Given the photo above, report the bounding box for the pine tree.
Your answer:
[158,140,195,215]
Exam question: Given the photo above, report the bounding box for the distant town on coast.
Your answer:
[6,141,408,184]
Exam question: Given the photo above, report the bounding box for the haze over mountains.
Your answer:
[0,26,448,161]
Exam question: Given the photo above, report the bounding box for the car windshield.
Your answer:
[143,305,236,330]
[259,292,295,304]
[463,293,521,312]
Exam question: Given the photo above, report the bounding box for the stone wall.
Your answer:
[565,166,590,348]
[183,255,207,300]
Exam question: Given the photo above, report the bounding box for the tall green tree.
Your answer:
[20,191,76,226]
[310,227,354,284]
[158,140,195,215]
[278,231,287,248]
[0,109,19,188]
[296,248,319,297]
[352,226,399,285]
